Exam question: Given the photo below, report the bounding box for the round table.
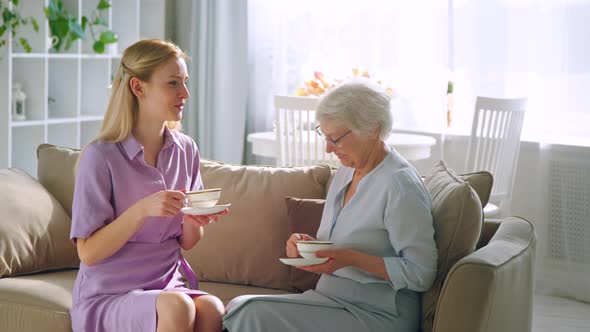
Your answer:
[247,131,436,161]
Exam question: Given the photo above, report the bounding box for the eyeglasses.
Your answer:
[315,125,352,148]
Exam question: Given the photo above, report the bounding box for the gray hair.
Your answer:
[316,80,392,140]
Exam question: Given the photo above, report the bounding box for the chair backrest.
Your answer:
[274,95,339,167]
[465,96,528,208]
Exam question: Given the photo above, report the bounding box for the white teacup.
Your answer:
[184,188,221,208]
[296,240,334,259]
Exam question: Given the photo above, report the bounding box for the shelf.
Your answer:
[2,0,163,173]
[12,58,46,121]
[11,53,48,59]
[81,58,110,116]
[47,0,80,56]
[81,121,102,147]
[11,1,47,54]
[80,115,104,122]
[48,58,79,119]
[47,117,79,124]
[48,122,79,149]
[12,53,122,59]
[11,126,45,177]
[10,120,45,128]
[113,0,140,51]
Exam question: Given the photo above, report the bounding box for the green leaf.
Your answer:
[81,16,88,31]
[99,30,118,44]
[43,7,54,21]
[12,0,19,7]
[97,0,111,10]
[0,26,5,37]
[47,0,60,14]
[31,18,39,32]
[68,20,85,39]
[93,16,107,27]
[3,8,15,22]
[53,17,69,37]
[93,41,105,54]
[19,37,31,53]
[64,35,74,50]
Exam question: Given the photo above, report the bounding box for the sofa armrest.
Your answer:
[433,217,537,332]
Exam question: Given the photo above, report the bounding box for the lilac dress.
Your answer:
[70,128,208,332]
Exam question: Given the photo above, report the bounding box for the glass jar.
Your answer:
[12,83,27,121]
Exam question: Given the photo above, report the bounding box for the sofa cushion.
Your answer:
[0,168,79,278]
[421,171,492,208]
[183,160,332,291]
[37,144,80,217]
[421,161,483,332]
[459,171,493,208]
[0,268,77,332]
[285,197,324,292]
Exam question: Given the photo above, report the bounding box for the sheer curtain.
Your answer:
[453,0,590,302]
[246,0,450,166]
[175,0,248,163]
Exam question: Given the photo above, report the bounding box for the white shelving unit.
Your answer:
[0,0,165,177]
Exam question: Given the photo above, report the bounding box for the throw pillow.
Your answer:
[460,171,493,209]
[183,160,332,291]
[0,168,79,277]
[285,196,325,292]
[37,144,81,217]
[421,161,483,332]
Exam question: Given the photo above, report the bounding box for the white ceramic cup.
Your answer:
[296,240,334,259]
[184,188,221,208]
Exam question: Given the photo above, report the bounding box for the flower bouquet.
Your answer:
[295,69,394,97]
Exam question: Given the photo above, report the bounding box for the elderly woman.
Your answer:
[223,81,438,332]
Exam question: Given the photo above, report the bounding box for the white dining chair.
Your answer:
[274,95,339,167]
[465,96,528,218]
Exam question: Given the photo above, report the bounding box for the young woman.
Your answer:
[70,39,225,332]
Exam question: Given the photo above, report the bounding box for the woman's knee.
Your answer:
[194,295,225,317]
[156,291,196,324]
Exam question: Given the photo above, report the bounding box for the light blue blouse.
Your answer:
[316,148,438,292]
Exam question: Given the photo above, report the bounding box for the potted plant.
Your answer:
[0,0,39,53]
[44,0,117,53]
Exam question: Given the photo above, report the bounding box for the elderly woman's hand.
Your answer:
[296,248,359,275]
[286,233,315,258]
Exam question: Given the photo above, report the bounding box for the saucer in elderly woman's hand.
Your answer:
[181,204,231,216]
[279,257,328,266]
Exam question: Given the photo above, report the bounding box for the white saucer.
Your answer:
[279,257,328,267]
[181,204,231,216]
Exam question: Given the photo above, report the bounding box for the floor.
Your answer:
[533,294,590,332]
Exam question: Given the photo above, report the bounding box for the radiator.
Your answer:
[537,147,590,301]
[547,151,590,265]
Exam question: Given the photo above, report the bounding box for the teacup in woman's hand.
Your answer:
[183,188,222,208]
[296,241,334,259]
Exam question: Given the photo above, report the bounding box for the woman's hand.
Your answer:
[297,248,358,275]
[286,233,315,258]
[135,190,185,219]
[298,249,390,281]
[183,209,229,227]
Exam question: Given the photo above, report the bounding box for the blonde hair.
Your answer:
[97,39,189,143]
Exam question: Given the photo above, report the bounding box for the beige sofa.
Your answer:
[0,144,537,332]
